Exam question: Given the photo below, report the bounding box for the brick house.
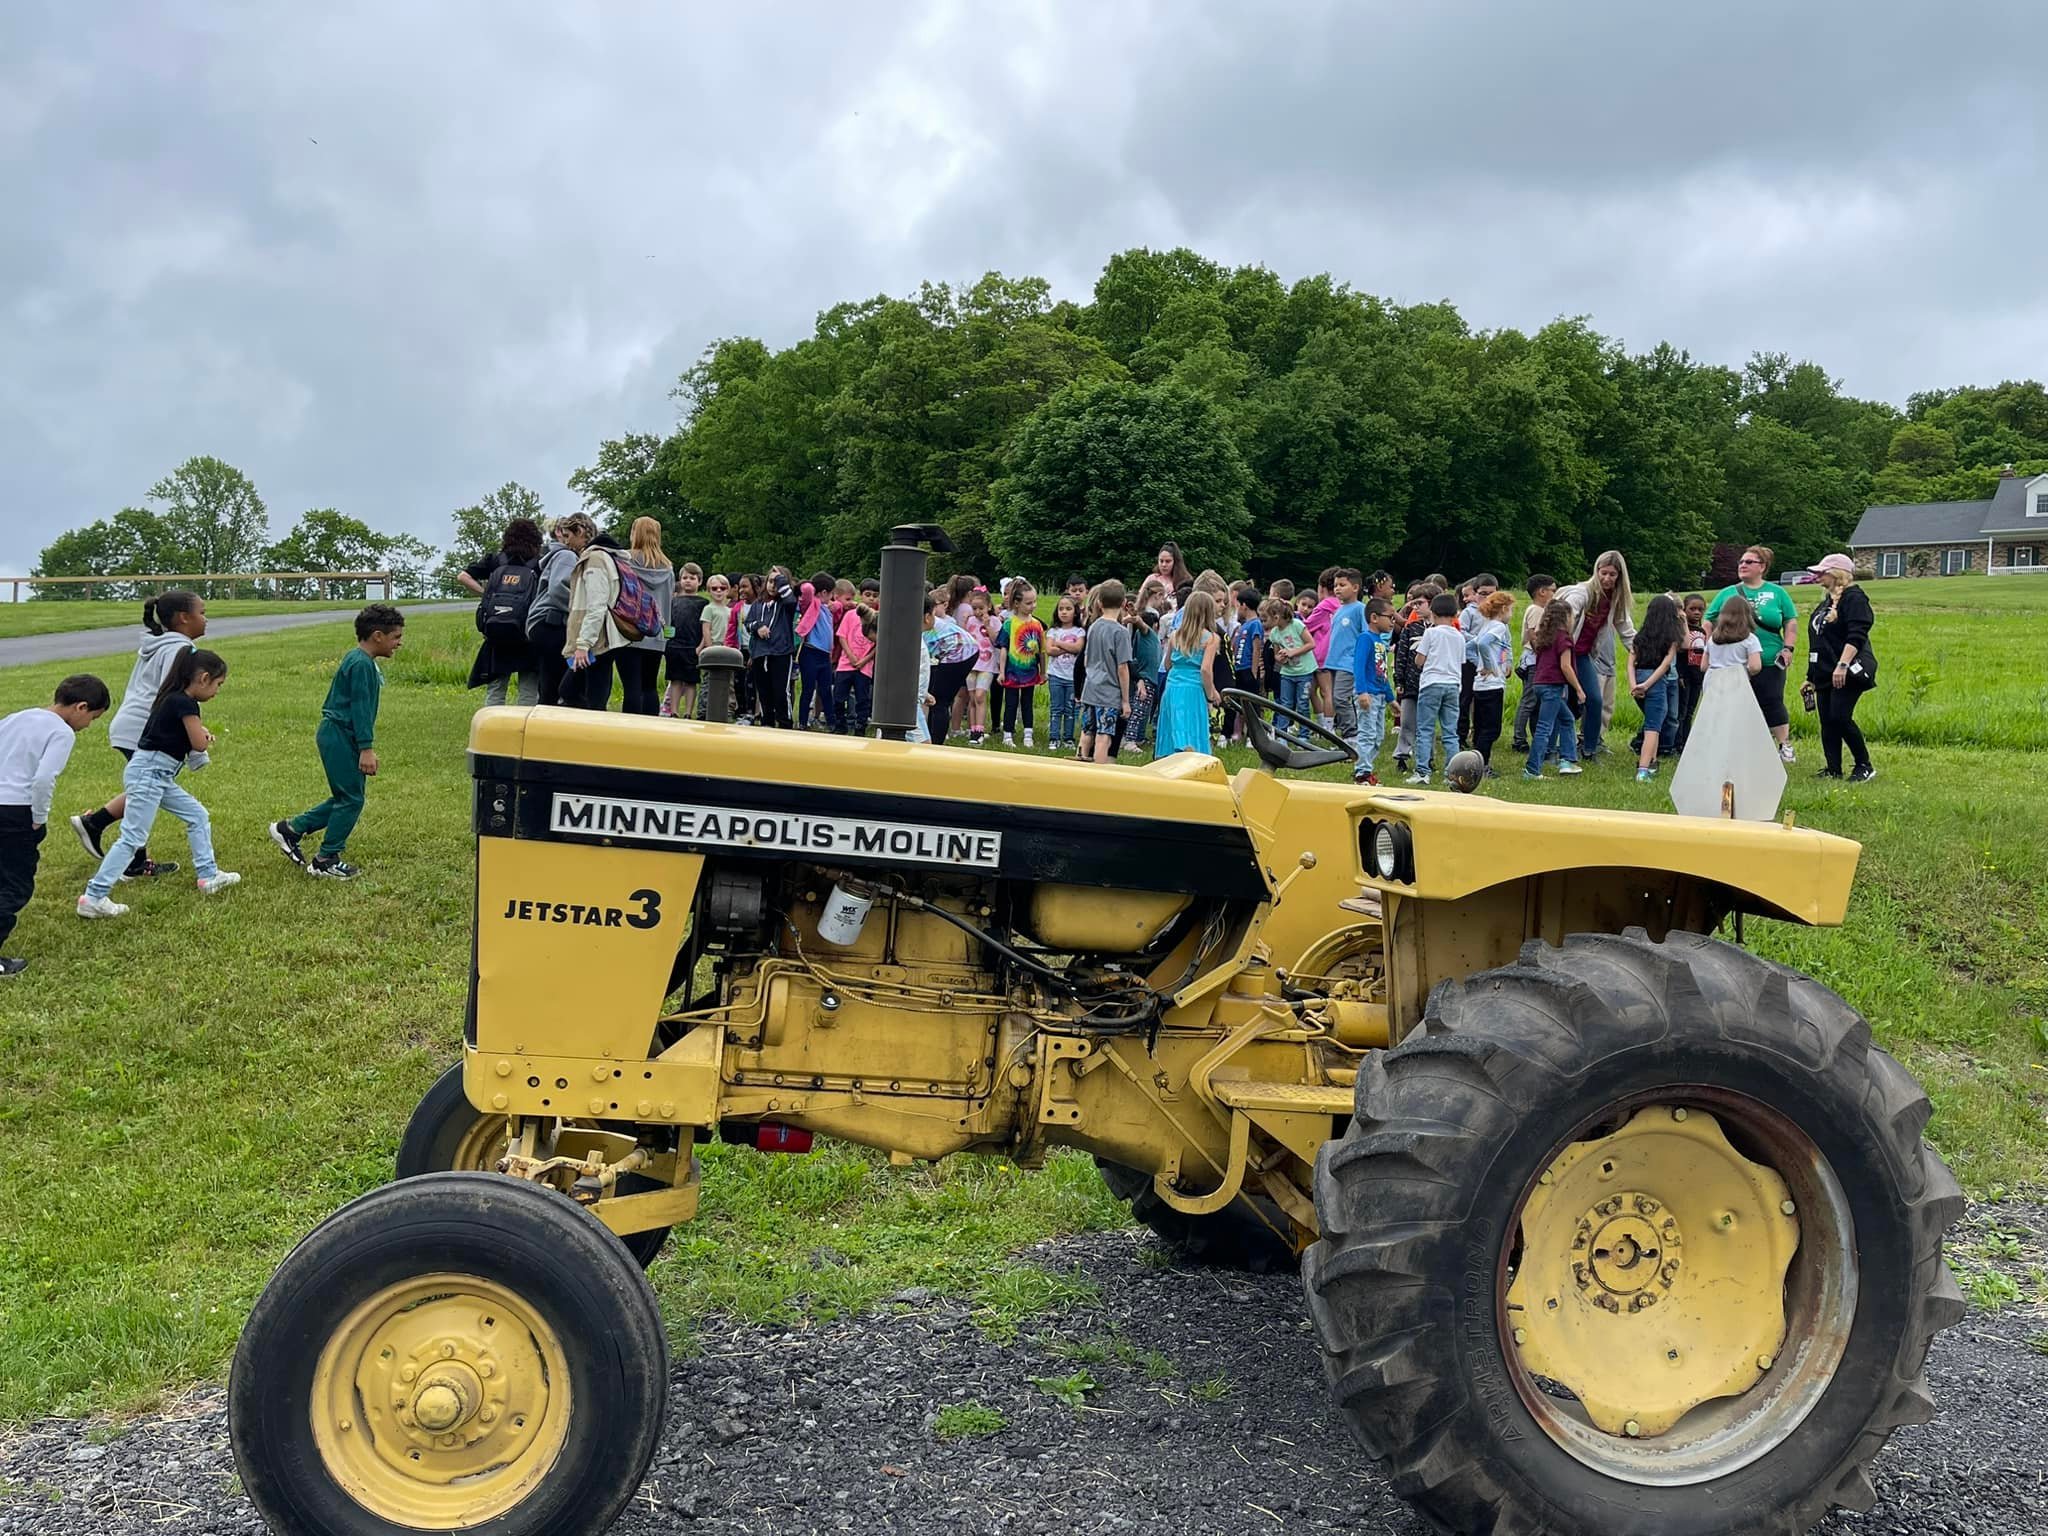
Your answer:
[1849,468,2048,577]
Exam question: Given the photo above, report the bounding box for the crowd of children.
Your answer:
[0,595,406,977]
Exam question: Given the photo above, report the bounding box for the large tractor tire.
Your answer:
[1304,930,1965,1536]
[1095,1157,1296,1273]
[397,1061,672,1269]
[229,1172,668,1536]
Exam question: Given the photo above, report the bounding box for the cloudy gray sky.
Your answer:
[3,0,2042,575]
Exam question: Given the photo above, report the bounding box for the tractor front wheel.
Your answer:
[229,1172,668,1536]
[397,1061,672,1268]
[1304,930,1965,1536]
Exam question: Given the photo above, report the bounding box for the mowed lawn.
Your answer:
[0,599,413,640]
[0,578,2043,1423]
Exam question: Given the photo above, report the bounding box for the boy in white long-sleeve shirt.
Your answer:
[0,675,110,976]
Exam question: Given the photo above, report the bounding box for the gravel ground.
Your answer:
[4,1204,2045,1536]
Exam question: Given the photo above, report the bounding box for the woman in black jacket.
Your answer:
[1803,553,1877,783]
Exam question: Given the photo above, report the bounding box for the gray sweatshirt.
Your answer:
[624,558,675,651]
[525,541,576,634]
[108,630,194,752]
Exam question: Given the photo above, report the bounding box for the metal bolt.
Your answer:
[1512,1328,1527,1345]
[1623,1419,1641,1438]
[399,1365,418,1383]
[637,1100,653,1117]
[1758,1355,1774,1371]
[588,1097,607,1115]
[1671,1107,1688,1122]
[592,1065,610,1083]
[478,1361,494,1378]
[339,1418,353,1432]
[480,1406,497,1424]
[1780,1200,1797,1216]
[441,1342,457,1359]
[491,1093,509,1110]
[495,1060,512,1077]
[659,1102,675,1117]
[1538,1170,1553,1186]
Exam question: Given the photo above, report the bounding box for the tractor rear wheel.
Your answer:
[1304,930,1965,1536]
[397,1062,672,1268]
[1094,1157,1295,1273]
[229,1172,668,1536]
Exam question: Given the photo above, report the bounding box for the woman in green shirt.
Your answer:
[1706,544,1799,762]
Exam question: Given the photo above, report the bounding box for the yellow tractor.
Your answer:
[228,528,1962,1536]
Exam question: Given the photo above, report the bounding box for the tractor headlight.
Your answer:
[1373,824,1401,880]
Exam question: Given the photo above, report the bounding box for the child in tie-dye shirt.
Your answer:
[993,581,1046,748]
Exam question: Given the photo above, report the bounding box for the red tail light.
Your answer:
[755,1122,813,1153]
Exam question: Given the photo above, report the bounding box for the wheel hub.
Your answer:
[1507,1106,1799,1438]
[312,1275,570,1527]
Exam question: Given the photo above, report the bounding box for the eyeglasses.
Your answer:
[1739,557,1763,565]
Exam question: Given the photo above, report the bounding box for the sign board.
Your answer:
[1669,667,1787,821]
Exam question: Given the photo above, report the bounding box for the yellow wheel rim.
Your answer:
[450,1113,512,1172]
[310,1274,571,1529]
[1503,1098,1854,1483]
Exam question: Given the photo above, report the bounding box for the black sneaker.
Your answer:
[1847,764,1877,784]
[309,855,361,880]
[117,858,181,883]
[1814,768,1843,780]
[0,957,25,979]
[69,813,104,858]
[270,820,308,868]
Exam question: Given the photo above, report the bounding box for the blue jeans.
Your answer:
[1353,690,1389,770]
[1413,683,1459,776]
[1048,675,1077,745]
[1635,667,1676,744]
[1575,653,1607,756]
[1275,672,1313,725]
[1526,685,1579,775]
[87,750,218,898]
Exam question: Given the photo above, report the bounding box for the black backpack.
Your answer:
[477,561,537,642]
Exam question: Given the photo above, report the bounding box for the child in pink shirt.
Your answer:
[831,581,877,735]
[1304,568,1341,723]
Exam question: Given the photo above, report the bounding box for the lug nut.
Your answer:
[399,1365,418,1383]
[1538,1171,1553,1186]
[1758,1355,1774,1371]
[1512,1328,1526,1345]
[1623,1420,1641,1438]
[1671,1107,1688,1122]
[1780,1200,1796,1216]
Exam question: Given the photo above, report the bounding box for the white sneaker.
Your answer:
[1022,729,1034,747]
[1000,732,1014,747]
[1405,772,1428,785]
[197,872,241,895]
[1779,742,1797,763]
[77,894,129,918]
[1558,761,1584,776]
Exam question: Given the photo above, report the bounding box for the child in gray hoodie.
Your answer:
[68,591,207,878]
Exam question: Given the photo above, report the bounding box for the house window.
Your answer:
[1943,548,1969,575]
[1879,551,1902,578]
[2030,482,2048,518]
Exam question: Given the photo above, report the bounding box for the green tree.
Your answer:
[32,508,186,599]
[266,509,429,599]
[148,456,269,583]
[1719,416,1850,568]
[439,483,544,593]
[987,378,1251,583]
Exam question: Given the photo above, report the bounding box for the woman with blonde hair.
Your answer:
[1560,550,1636,759]
[615,517,674,716]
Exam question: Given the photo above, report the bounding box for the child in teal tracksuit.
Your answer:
[1349,598,1397,785]
[272,604,405,880]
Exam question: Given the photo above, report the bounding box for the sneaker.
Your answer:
[1404,772,1428,785]
[69,812,105,858]
[309,855,361,880]
[968,731,983,744]
[1779,742,1797,763]
[270,820,308,868]
[1393,756,1411,774]
[1814,768,1843,780]
[1847,764,1877,784]
[1351,767,1380,786]
[1558,761,1583,776]
[196,871,241,895]
[1523,769,1543,780]
[999,733,1014,747]
[1636,768,1655,783]
[0,957,26,978]
[1022,729,1035,748]
[117,858,181,883]
[77,894,129,919]
[1482,767,1500,780]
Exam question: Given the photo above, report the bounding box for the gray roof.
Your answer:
[1848,498,1995,548]
[1981,473,2048,533]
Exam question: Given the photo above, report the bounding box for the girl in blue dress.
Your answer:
[1152,589,1223,758]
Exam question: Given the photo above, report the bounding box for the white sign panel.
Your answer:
[1669,667,1788,821]
[550,793,1003,868]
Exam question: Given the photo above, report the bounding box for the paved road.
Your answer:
[0,603,471,668]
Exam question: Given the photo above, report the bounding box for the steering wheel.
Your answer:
[1219,688,1357,773]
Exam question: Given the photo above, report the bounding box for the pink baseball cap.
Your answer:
[1807,553,1855,576]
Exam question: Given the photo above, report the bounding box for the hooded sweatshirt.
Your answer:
[525,540,576,634]
[109,630,195,752]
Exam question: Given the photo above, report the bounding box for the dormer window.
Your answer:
[2030,476,2048,518]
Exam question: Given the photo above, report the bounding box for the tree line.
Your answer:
[33,248,2048,598]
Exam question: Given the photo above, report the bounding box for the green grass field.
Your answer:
[0,598,438,640]
[0,578,2042,1423]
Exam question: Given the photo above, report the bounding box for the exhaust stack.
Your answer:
[869,523,953,741]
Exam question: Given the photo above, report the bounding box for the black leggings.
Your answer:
[619,650,663,716]
[1000,685,1036,735]
[751,653,793,728]
[1817,683,1869,773]
[530,619,570,707]
[561,649,615,710]
[1470,690,1503,762]
[927,659,972,745]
